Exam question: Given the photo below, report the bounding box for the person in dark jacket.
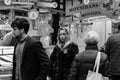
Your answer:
[105,23,120,80]
[69,30,107,80]
[49,27,79,80]
[11,18,50,80]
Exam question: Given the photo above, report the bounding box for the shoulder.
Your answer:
[74,51,85,61]
[67,42,78,49]
[69,42,78,46]
[28,37,43,47]
[108,34,120,40]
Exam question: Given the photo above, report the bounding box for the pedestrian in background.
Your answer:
[49,27,79,80]
[2,30,18,46]
[69,30,107,80]
[11,18,50,80]
[105,23,120,80]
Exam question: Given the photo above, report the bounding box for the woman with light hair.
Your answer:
[68,30,108,80]
[84,30,99,45]
[49,27,79,80]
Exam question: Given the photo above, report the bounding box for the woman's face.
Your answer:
[59,29,68,43]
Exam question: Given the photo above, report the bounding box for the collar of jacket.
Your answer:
[57,40,72,49]
[85,44,98,50]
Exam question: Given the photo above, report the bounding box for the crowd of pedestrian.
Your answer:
[2,17,120,80]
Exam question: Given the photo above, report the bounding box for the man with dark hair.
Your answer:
[11,18,50,80]
[105,23,120,80]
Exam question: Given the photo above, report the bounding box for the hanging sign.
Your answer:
[37,2,58,8]
[68,2,99,15]
[4,0,11,5]
[28,9,39,20]
[84,0,90,5]
[67,0,120,20]
[83,16,108,23]
[4,0,33,6]
[4,0,58,8]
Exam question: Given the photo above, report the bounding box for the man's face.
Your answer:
[13,27,22,39]
[59,30,67,43]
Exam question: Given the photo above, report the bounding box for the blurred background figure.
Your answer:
[49,27,79,80]
[105,23,120,80]
[2,30,18,46]
[69,30,107,80]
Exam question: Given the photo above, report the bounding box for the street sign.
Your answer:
[68,2,99,15]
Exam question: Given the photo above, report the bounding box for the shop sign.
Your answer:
[83,16,108,23]
[80,9,103,20]
[4,0,11,5]
[67,0,120,20]
[68,2,99,15]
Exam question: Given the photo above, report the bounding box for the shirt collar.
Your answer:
[19,36,28,43]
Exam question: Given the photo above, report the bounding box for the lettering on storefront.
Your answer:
[69,3,99,14]
[87,16,107,23]
[81,11,101,18]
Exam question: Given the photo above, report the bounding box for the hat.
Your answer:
[84,30,99,44]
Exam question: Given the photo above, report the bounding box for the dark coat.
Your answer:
[50,42,79,80]
[105,33,120,75]
[69,44,107,80]
[12,36,50,80]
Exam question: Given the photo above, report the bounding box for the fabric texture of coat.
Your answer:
[50,42,79,80]
[12,36,50,80]
[105,32,120,75]
[69,44,107,80]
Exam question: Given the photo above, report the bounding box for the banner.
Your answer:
[67,0,120,20]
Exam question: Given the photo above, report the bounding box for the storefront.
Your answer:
[65,0,120,52]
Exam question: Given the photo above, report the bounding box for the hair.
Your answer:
[11,18,30,34]
[84,30,99,45]
[58,27,69,35]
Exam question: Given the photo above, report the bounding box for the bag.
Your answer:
[86,52,104,80]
